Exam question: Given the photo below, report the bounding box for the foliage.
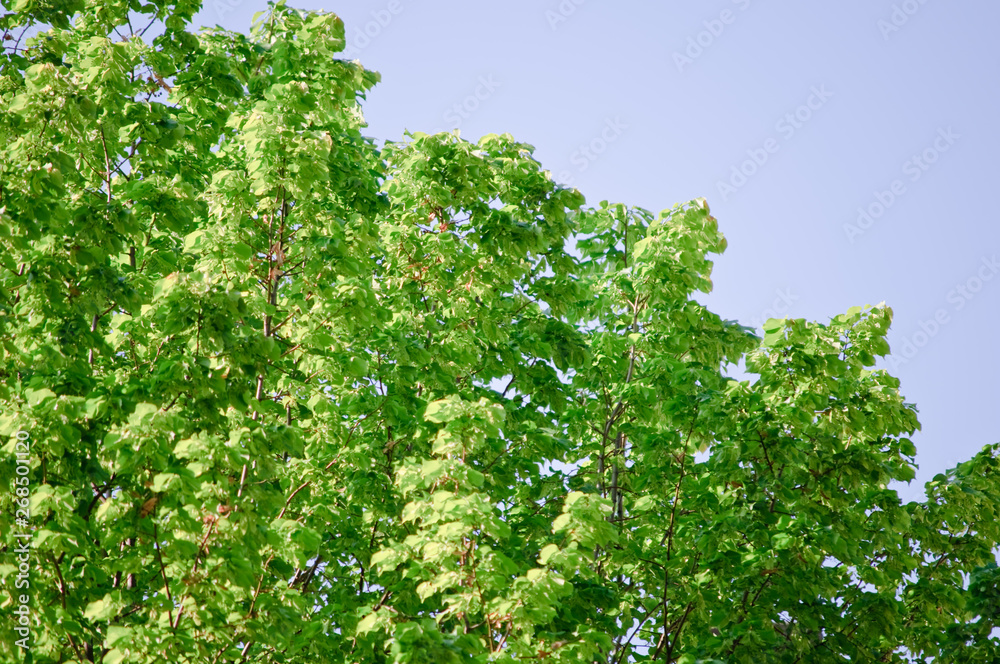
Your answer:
[1,1,999,662]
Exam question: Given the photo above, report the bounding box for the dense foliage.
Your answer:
[2,1,999,662]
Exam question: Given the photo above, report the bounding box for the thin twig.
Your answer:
[152,522,176,631]
[277,482,311,519]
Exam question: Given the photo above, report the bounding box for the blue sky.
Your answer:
[196,0,999,501]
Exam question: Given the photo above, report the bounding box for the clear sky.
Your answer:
[195,0,999,501]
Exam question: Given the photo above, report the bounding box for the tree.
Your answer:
[1,1,998,662]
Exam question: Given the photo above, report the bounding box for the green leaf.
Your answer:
[151,473,178,492]
[106,626,133,648]
[357,610,387,635]
[538,544,560,565]
[25,388,56,406]
[128,403,158,425]
[424,395,464,423]
[84,597,117,621]
[102,649,128,664]
[232,242,253,260]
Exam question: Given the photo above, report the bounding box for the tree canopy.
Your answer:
[2,1,1000,663]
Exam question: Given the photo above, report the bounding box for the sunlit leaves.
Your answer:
[1,1,999,663]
